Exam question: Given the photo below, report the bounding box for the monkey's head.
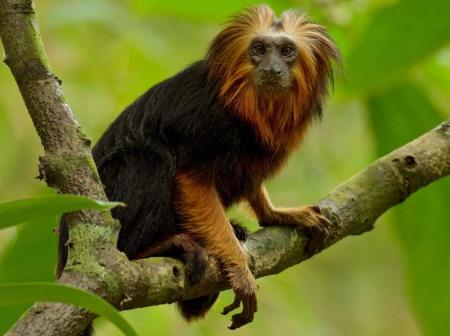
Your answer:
[207,5,339,119]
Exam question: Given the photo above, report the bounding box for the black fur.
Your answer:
[58,61,280,322]
[231,220,249,242]
[177,293,220,321]
[91,61,276,258]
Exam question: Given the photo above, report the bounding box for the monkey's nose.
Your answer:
[273,70,284,77]
[262,67,284,78]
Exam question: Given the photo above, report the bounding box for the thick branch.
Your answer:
[1,1,450,335]
[0,1,128,334]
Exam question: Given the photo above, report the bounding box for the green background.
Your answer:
[0,0,449,335]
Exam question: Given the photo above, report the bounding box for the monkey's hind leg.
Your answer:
[248,185,330,256]
[135,222,248,284]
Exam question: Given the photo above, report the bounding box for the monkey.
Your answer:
[57,5,338,330]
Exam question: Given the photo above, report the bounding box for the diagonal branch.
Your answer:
[1,1,450,335]
[7,119,450,336]
[116,120,450,310]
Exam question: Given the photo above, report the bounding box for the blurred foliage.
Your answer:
[347,0,450,94]
[369,82,450,336]
[0,0,449,335]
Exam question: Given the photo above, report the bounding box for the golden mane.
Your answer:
[206,5,339,148]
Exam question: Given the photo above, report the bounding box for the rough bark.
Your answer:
[0,1,129,334]
[1,1,450,335]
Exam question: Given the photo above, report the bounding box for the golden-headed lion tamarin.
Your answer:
[58,4,338,330]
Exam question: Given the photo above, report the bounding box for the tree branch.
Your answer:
[1,1,450,335]
[0,1,130,334]
[109,120,450,310]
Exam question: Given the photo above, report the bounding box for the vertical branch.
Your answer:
[0,0,111,218]
[0,1,130,335]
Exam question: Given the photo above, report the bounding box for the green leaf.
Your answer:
[0,216,57,333]
[347,0,450,94]
[0,283,137,336]
[0,195,123,230]
[368,82,450,336]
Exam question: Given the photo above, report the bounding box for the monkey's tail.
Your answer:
[177,292,220,321]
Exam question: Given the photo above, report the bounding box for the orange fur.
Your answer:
[175,171,256,294]
[206,5,338,148]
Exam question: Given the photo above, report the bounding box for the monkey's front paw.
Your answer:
[261,206,331,256]
[294,206,330,256]
[221,267,258,330]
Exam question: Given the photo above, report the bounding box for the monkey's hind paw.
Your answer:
[135,233,210,286]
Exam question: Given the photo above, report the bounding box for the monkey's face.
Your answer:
[249,34,297,92]
[207,5,338,110]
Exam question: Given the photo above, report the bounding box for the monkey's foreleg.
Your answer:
[176,172,257,330]
[248,185,330,256]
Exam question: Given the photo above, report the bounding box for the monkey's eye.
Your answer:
[281,46,295,57]
[252,43,266,56]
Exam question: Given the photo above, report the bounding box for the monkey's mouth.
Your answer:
[253,73,291,92]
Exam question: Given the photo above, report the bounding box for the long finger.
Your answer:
[229,295,257,329]
[222,295,241,315]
